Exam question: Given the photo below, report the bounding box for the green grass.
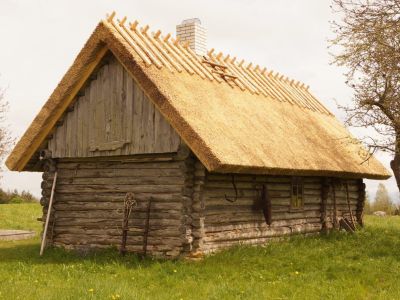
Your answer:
[1,203,400,299]
[0,203,42,232]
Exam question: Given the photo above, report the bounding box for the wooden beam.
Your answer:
[16,46,109,171]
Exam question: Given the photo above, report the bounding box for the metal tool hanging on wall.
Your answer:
[224,174,238,202]
[261,184,272,226]
[120,192,137,256]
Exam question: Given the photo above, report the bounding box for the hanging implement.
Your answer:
[120,192,136,256]
[224,174,238,203]
[261,184,272,225]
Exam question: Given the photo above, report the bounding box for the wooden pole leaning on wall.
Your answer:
[40,171,58,256]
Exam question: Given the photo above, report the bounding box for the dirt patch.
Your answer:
[0,230,36,241]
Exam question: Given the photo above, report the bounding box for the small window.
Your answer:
[291,177,304,209]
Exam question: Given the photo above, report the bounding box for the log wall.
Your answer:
[40,154,365,257]
[40,154,189,257]
[200,173,362,253]
[47,54,180,158]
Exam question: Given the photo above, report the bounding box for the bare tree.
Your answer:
[0,84,12,168]
[330,0,400,191]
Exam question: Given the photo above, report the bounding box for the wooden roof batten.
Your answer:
[104,12,331,115]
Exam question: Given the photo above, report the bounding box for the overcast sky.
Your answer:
[0,0,398,202]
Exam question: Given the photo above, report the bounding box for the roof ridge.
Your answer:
[105,12,332,115]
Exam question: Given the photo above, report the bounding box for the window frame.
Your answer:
[290,177,304,210]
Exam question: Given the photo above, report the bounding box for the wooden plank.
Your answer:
[70,101,77,157]
[88,76,97,157]
[154,108,163,152]
[95,65,107,155]
[75,97,82,157]
[115,59,126,156]
[132,79,143,153]
[146,95,155,153]
[81,86,90,155]
[140,87,150,153]
[124,68,134,155]
[17,46,108,170]
[46,54,182,158]
[65,110,72,157]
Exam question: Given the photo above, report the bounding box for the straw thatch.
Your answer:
[5,14,390,179]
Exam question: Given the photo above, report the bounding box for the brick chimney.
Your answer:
[176,18,207,56]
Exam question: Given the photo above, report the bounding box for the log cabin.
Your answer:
[6,13,390,258]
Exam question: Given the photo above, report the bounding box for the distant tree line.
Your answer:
[364,183,399,215]
[0,188,39,204]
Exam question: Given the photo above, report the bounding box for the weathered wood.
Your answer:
[40,156,188,257]
[204,223,322,243]
[47,54,181,158]
[339,218,355,233]
[39,154,364,258]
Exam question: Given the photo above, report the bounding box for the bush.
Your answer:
[0,188,39,204]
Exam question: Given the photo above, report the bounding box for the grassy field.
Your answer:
[0,203,400,299]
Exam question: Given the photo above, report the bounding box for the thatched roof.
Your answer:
[6,13,390,179]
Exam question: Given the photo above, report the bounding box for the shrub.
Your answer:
[0,188,39,204]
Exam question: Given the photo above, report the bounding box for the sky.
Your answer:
[0,0,398,202]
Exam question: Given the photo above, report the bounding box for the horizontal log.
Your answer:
[42,193,183,203]
[53,227,183,237]
[56,154,177,164]
[53,201,183,211]
[51,176,187,186]
[206,174,332,184]
[49,184,184,194]
[203,204,322,215]
[55,160,185,170]
[205,218,321,233]
[52,242,182,257]
[204,204,289,214]
[204,210,321,225]
[203,196,330,207]
[54,234,184,247]
[55,217,182,227]
[203,223,321,243]
[204,184,291,192]
[54,168,184,179]
[54,209,183,219]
